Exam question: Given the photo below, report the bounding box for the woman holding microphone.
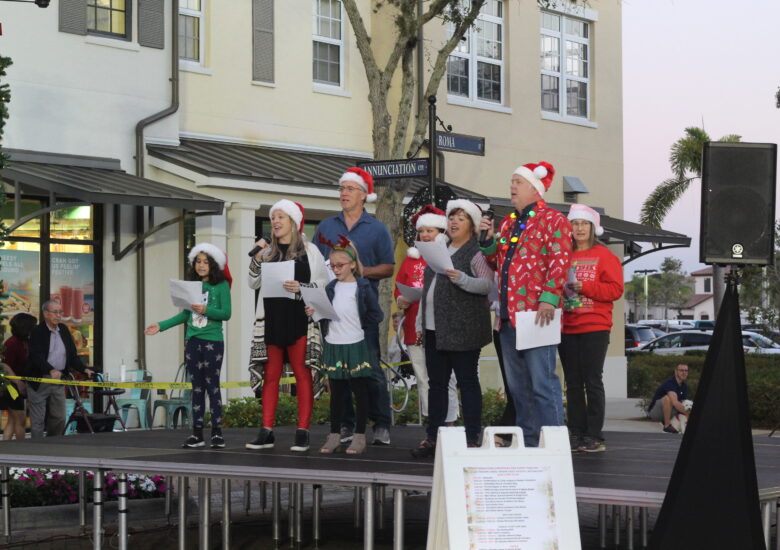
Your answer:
[244,200,328,453]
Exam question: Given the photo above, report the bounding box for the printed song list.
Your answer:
[463,465,558,549]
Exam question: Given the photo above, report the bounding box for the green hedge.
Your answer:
[221,387,508,429]
[627,352,780,427]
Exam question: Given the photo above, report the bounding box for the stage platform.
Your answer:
[0,426,778,548]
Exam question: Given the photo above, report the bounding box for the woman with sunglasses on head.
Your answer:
[559,204,623,453]
[244,200,328,453]
[410,200,494,458]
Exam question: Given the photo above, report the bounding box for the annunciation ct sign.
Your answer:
[357,158,430,179]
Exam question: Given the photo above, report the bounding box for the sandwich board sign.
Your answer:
[427,426,581,550]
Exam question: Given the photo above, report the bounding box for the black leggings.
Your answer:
[329,378,370,434]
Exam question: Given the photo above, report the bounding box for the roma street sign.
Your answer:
[357,158,430,180]
[435,131,486,156]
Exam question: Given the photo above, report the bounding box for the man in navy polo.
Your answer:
[314,166,395,445]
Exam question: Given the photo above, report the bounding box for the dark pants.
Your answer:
[558,331,609,441]
[493,329,516,426]
[330,378,370,434]
[340,325,392,431]
[425,330,481,444]
[185,337,224,431]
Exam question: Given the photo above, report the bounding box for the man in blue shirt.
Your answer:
[648,363,690,433]
[314,167,395,445]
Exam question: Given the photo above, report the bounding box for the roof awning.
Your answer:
[491,199,691,265]
[1,149,224,212]
[147,138,489,203]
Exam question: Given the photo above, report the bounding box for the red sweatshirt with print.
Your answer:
[562,244,624,334]
[393,255,426,345]
[482,202,572,328]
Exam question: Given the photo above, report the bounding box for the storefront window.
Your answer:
[50,205,93,240]
[49,245,95,366]
[0,242,41,339]
[0,198,43,238]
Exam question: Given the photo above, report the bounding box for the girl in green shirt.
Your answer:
[146,243,232,449]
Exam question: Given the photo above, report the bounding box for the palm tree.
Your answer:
[639,127,740,315]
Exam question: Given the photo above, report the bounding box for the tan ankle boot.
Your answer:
[346,433,367,455]
[320,433,341,454]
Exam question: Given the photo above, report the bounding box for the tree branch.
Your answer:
[639,177,694,228]
[342,0,382,83]
[391,47,417,159]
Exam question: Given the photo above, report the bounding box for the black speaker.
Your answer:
[700,142,777,265]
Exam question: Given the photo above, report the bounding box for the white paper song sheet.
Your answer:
[261,261,295,299]
[414,240,453,274]
[169,279,204,310]
[515,309,562,350]
[395,282,423,303]
[463,465,559,549]
[300,286,340,322]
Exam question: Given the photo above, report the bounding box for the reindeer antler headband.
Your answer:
[317,233,357,261]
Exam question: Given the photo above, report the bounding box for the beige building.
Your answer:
[0,0,688,424]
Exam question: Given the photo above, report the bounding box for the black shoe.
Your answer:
[372,426,391,445]
[339,426,354,444]
[210,434,226,449]
[410,439,436,458]
[291,429,310,452]
[662,425,679,434]
[245,428,275,450]
[183,435,205,448]
[581,437,606,453]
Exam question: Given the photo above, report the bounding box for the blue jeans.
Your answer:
[340,325,392,431]
[499,322,563,447]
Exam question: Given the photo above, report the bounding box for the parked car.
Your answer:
[692,320,715,330]
[635,330,780,355]
[625,324,658,351]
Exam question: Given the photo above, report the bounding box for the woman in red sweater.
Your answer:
[1,313,37,440]
[560,204,623,453]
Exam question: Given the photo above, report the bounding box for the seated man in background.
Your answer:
[647,363,690,434]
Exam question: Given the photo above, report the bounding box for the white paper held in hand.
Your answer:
[169,279,204,310]
[414,240,453,274]
[299,286,340,322]
[395,282,423,303]
[261,261,296,299]
[515,309,562,350]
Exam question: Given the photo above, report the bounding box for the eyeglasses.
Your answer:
[331,262,352,270]
[338,185,363,194]
[46,309,63,315]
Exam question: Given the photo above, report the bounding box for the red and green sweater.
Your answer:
[482,202,572,328]
[562,244,623,334]
[393,256,426,345]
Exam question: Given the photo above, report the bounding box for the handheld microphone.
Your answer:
[247,236,271,257]
[479,208,495,243]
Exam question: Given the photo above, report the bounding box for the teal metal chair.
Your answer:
[152,363,192,429]
[116,369,152,429]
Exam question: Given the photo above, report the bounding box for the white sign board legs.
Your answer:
[427,426,581,550]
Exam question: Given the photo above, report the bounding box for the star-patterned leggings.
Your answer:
[185,337,224,430]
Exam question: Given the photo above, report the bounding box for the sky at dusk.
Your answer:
[622,0,780,278]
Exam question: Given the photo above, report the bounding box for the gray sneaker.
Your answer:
[581,437,606,453]
[339,426,354,444]
[372,426,391,446]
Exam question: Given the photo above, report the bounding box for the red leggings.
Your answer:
[262,335,313,429]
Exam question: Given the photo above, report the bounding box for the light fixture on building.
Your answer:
[562,176,589,203]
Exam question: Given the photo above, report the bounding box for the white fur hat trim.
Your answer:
[338,172,377,203]
[568,204,605,236]
[446,199,483,233]
[512,165,545,196]
[188,242,227,269]
[406,247,421,259]
[415,212,448,230]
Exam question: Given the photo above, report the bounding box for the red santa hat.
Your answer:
[339,167,377,203]
[568,203,604,236]
[269,199,305,233]
[446,199,483,234]
[188,242,227,270]
[407,204,448,258]
[512,161,555,196]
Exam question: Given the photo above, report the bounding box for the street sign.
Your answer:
[436,131,485,156]
[357,158,429,179]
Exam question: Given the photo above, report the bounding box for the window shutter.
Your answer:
[139,0,166,49]
[252,0,274,83]
[59,0,87,36]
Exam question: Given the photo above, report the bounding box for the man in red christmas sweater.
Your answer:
[479,161,572,447]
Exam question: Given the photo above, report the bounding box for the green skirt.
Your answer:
[322,340,373,380]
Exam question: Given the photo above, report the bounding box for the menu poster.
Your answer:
[464,465,558,549]
[50,252,95,364]
[0,249,41,331]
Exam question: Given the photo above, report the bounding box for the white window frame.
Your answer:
[540,3,598,127]
[179,0,207,72]
[446,1,506,110]
[312,0,345,91]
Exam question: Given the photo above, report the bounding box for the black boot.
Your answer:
[183,427,205,448]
